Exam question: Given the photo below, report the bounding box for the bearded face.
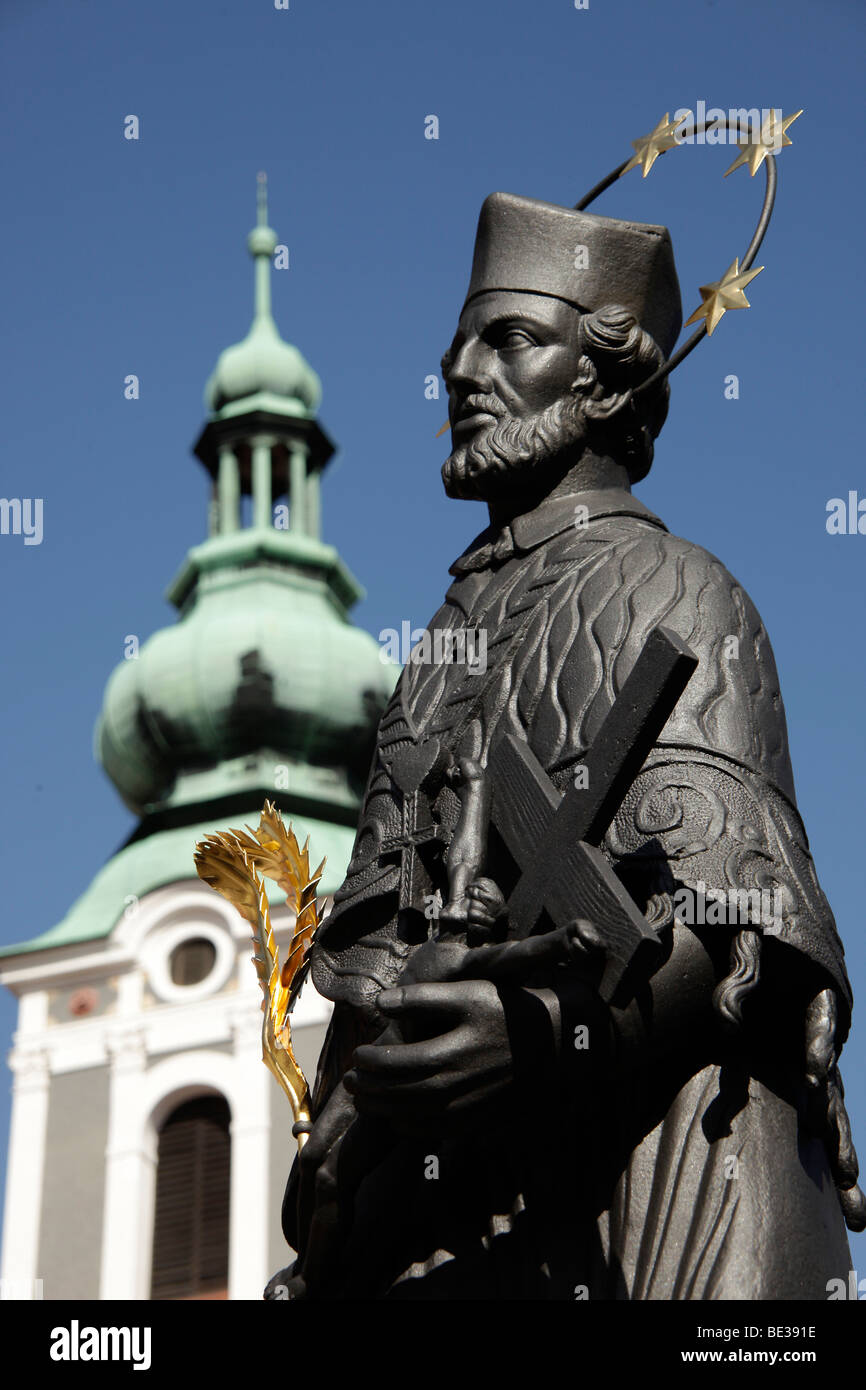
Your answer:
[439,291,590,504]
[441,389,587,501]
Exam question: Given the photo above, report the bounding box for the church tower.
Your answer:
[0,177,395,1301]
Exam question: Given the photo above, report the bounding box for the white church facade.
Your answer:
[0,177,395,1300]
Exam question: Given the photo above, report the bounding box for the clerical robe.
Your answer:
[301,486,853,1299]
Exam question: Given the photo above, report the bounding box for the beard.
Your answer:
[441,391,587,502]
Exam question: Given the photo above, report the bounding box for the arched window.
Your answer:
[169,937,217,987]
[150,1095,231,1300]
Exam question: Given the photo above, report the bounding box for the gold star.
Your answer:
[724,109,802,177]
[620,112,691,178]
[435,419,450,437]
[684,259,764,336]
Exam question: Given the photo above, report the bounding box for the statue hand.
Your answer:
[465,877,506,933]
[438,875,507,943]
[344,978,517,1131]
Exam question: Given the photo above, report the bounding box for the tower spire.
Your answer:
[257,168,268,226]
[201,177,330,544]
[249,170,277,322]
[205,175,320,418]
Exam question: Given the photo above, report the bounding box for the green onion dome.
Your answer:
[95,538,395,818]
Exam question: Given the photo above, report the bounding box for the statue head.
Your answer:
[441,193,682,502]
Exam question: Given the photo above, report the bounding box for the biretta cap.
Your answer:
[463,192,682,359]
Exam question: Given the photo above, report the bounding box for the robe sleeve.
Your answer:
[530,523,852,1031]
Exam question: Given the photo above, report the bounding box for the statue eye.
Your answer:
[497,327,536,350]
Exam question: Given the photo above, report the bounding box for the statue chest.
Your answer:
[337,539,611,908]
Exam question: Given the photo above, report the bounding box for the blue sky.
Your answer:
[1,0,864,1272]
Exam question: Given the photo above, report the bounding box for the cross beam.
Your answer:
[489,626,697,1002]
[381,790,443,910]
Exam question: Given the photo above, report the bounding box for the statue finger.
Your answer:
[349,1033,458,1083]
[466,902,496,928]
[347,1061,483,1121]
[568,918,606,955]
[378,982,472,1020]
[467,878,505,910]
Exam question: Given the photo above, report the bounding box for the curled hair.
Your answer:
[713,933,865,1232]
[713,928,762,1028]
[576,305,670,483]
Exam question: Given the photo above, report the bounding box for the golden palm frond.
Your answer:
[249,800,326,914]
[194,802,327,1148]
[246,851,289,1031]
[196,802,325,1013]
[248,859,309,1124]
[247,801,326,1012]
[193,832,261,927]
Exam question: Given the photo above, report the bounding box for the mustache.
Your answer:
[453,392,508,422]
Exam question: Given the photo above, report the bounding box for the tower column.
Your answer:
[207,480,220,537]
[290,443,308,536]
[218,447,240,534]
[228,1011,271,1299]
[306,468,321,541]
[252,438,273,530]
[99,1029,152,1300]
[0,1040,49,1298]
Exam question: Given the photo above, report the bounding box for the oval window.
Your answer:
[169,936,217,987]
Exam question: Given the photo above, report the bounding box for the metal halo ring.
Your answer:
[574,116,778,395]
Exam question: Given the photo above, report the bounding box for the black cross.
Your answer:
[381,791,443,910]
[489,626,698,1003]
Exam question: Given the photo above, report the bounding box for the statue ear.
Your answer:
[573,358,631,422]
[582,388,633,422]
[571,358,597,394]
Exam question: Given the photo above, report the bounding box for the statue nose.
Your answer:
[447,341,496,398]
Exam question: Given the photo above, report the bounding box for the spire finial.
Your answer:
[257,169,268,228]
[204,173,322,418]
[248,172,277,322]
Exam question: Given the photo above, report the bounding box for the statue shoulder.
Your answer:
[551,520,772,669]
[537,520,797,802]
[574,520,764,632]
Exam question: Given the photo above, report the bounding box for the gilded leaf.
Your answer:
[194,802,325,1143]
[194,833,260,928]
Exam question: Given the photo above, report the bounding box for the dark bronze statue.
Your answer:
[267,189,863,1300]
